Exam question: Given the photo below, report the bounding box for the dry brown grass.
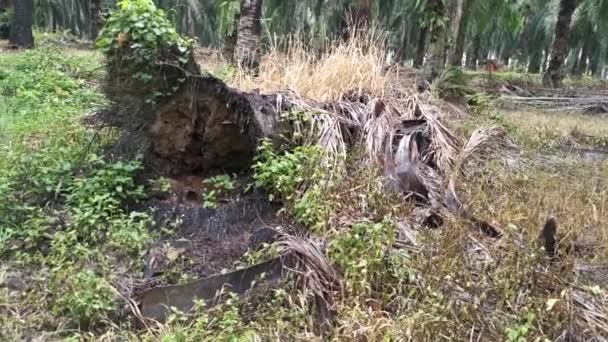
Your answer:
[505,109,608,139]
[227,31,394,101]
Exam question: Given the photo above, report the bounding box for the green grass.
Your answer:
[0,46,104,138]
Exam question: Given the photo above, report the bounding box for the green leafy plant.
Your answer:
[252,139,322,202]
[329,219,396,295]
[52,269,117,328]
[95,0,194,102]
[293,183,332,232]
[202,174,236,209]
[150,176,172,192]
[432,67,474,100]
[505,313,536,342]
[66,157,146,237]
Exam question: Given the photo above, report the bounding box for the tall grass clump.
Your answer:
[229,29,391,101]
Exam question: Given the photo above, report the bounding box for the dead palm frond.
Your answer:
[445,124,519,233]
[567,287,608,339]
[276,235,342,308]
[414,97,460,173]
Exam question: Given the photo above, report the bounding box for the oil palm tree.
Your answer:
[10,0,34,48]
[90,0,102,40]
[423,0,447,79]
[234,0,263,68]
[543,0,579,87]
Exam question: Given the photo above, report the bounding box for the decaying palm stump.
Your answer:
[103,71,289,175]
[147,76,284,174]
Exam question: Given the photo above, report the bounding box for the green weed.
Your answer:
[202,174,236,209]
[51,269,117,328]
[0,45,153,334]
[252,139,322,202]
[328,219,396,295]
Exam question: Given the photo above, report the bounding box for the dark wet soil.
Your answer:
[140,174,282,279]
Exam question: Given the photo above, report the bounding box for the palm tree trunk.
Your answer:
[234,0,263,69]
[501,46,513,68]
[353,0,373,32]
[396,22,408,62]
[414,27,427,68]
[448,0,468,67]
[9,0,34,48]
[542,48,550,72]
[224,12,240,61]
[90,0,102,41]
[517,15,531,66]
[570,48,581,76]
[465,34,480,70]
[424,0,446,80]
[543,0,579,88]
[528,50,542,73]
[589,43,603,78]
[0,2,9,40]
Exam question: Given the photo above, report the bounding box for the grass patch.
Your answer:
[0,47,153,338]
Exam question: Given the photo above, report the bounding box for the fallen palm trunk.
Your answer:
[138,235,341,324]
[139,255,292,323]
[499,95,608,113]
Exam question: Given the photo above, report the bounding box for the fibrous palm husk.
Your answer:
[280,87,517,232]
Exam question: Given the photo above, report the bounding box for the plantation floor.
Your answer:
[1,45,608,341]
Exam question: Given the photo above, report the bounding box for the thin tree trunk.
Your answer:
[224,12,240,61]
[501,46,513,68]
[589,44,602,77]
[441,32,448,67]
[574,33,593,76]
[9,0,34,48]
[353,0,373,32]
[543,0,579,88]
[527,54,540,73]
[542,48,550,72]
[517,15,531,66]
[234,0,263,70]
[396,22,408,63]
[424,0,447,80]
[466,36,480,70]
[0,2,9,40]
[528,50,543,73]
[570,47,581,76]
[448,0,468,67]
[414,27,427,68]
[90,0,102,41]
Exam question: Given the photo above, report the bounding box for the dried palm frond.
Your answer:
[447,125,518,196]
[457,125,519,172]
[444,125,518,236]
[276,235,342,308]
[566,287,608,339]
[412,96,460,173]
[282,87,462,175]
[279,86,520,236]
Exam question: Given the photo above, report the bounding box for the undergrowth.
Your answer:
[0,47,153,338]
